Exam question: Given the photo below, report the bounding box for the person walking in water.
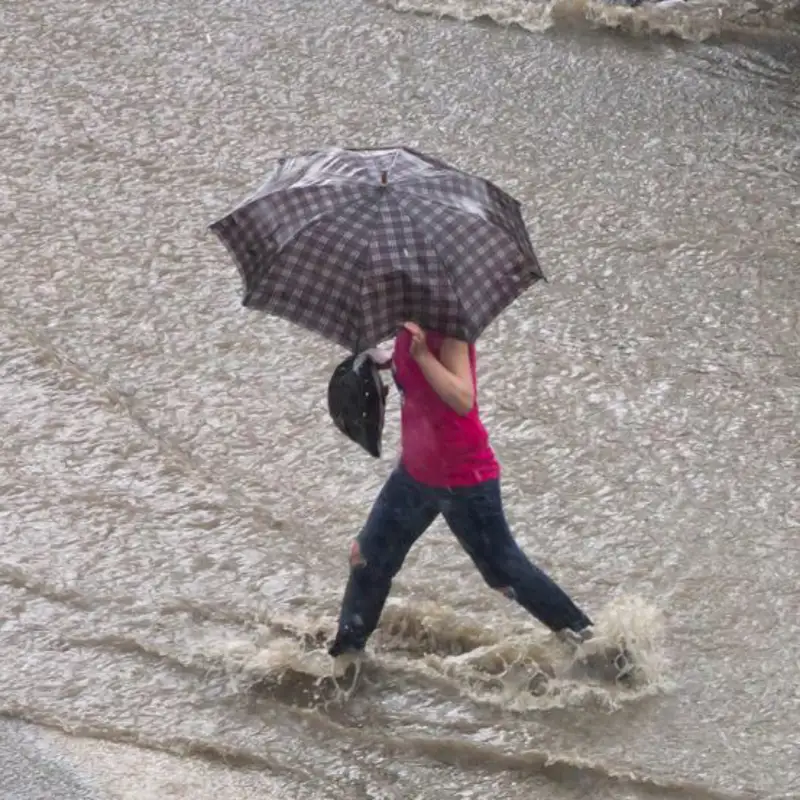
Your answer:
[329,322,629,677]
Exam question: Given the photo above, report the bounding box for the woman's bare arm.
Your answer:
[411,332,474,416]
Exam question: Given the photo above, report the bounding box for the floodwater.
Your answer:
[1,0,798,798]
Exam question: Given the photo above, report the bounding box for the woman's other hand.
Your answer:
[364,345,394,370]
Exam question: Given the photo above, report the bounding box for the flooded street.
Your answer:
[1,0,798,798]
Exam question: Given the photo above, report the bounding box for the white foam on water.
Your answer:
[375,0,800,41]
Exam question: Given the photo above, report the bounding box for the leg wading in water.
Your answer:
[329,468,439,656]
[329,466,594,657]
[440,478,593,634]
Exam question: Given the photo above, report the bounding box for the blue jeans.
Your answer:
[329,466,592,655]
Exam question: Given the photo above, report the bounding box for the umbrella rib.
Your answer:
[350,196,389,352]
[394,184,524,248]
[265,188,381,260]
[267,189,386,350]
[388,196,472,336]
[286,188,386,350]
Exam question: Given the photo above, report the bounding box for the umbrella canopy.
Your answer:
[210,146,544,351]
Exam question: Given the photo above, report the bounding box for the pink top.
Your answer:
[392,328,500,488]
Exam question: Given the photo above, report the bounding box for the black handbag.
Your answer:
[327,353,389,458]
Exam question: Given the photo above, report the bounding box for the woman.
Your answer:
[328,322,619,670]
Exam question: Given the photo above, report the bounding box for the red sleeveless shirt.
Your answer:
[392,328,500,488]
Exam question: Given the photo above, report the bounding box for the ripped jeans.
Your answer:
[329,465,592,655]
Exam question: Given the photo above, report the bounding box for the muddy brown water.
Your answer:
[2,0,798,798]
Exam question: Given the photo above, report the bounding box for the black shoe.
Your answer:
[328,638,363,658]
[328,623,366,658]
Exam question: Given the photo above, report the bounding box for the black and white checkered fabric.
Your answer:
[210,147,544,351]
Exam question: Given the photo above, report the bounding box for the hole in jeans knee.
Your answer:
[495,585,517,601]
[349,539,367,568]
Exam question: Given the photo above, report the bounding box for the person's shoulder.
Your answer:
[439,335,470,354]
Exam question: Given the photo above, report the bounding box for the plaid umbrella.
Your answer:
[209,146,544,351]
